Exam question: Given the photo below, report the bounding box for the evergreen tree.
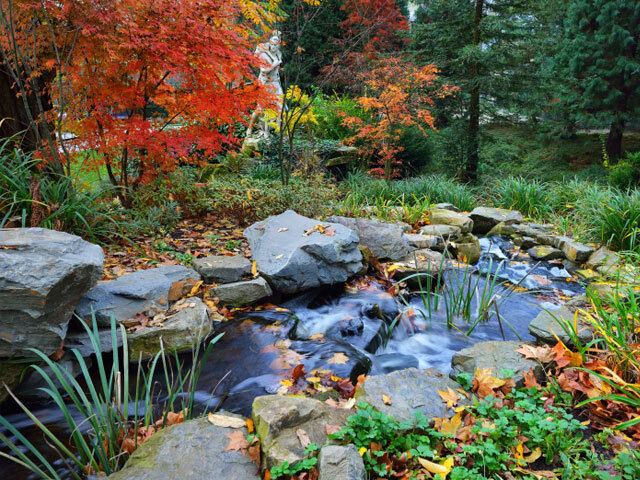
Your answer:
[554,0,640,160]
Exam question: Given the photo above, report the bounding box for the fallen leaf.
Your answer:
[277,227,289,232]
[225,430,249,453]
[327,352,349,364]
[296,428,311,449]
[524,447,542,463]
[246,418,254,433]
[208,413,246,429]
[473,368,506,397]
[523,368,540,389]
[418,457,454,478]
[325,424,341,435]
[516,344,555,363]
[323,228,336,236]
[437,387,460,409]
[274,254,284,260]
[382,394,392,405]
[292,364,306,381]
[251,261,258,277]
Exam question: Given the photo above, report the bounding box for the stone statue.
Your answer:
[245,31,284,145]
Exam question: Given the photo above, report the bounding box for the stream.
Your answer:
[0,235,585,479]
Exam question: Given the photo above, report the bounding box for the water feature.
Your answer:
[0,235,585,479]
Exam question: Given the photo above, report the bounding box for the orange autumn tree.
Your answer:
[341,58,457,181]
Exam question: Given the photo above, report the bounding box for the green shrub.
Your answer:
[609,151,640,189]
[395,126,434,175]
[313,92,368,141]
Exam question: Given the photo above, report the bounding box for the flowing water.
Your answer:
[0,235,585,478]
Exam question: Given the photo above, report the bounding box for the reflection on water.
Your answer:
[0,236,585,479]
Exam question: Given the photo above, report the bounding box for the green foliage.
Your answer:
[489,177,552,219]
[313,92,367,141]
[207,173,340,224]
[0,315,221,479]
[610,152,640,189]
[0,139,126,243]
[269,444,321,479]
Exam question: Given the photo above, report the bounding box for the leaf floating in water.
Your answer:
[327,352,349,364]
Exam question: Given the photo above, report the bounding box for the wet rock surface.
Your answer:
[193,255,252,284]
[354,368,468,423]
[127,297,212,360]
[0,228,104,357]
[245,210,363,294]
[107,415,259,480]
[76,265,200,326]
[327,216,412,261]
[211,277,273,307]
[450,341,543,387]
[252,395,351,469]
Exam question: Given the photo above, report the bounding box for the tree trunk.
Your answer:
[464,0,484,183]
[606,118,624,162]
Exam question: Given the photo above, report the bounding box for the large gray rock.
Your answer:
[469,207,523,234]
[318,445,366,480]
[244,211,363,294]
[76,266,200,326]
[107,415,259,480]
[326,216,412,261]
[252,395,351,469]
[529,307,593,346]
[0,228,104,356]
[193,255,252,284]
[65,328,123,357]
[127,298,212,360]
[211,277,272,307]
[354,368,467,423]
[561,240,595,264]
[404,234,439,250]
[428,209,473,234]
[418,224,462,238]
[450,341,543,387]
[586,246,619,273]
[392,249,447,288]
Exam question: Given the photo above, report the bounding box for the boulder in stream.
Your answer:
[244,210,363,294]
[451,234,482,264]
[127,298,212,360]
[326,216,412,261]
[318,445,366,480]
[252,395,351,469]
[469,207,523,234]
[450,341,543,387]
[76,266,201,326]
[529,307,593,346]
[428,209,473,234]
[193,255,252,284]
[528,245,564,261]
[107,414,259,480]
[0,228,104,356]
[211,277,273,307]
[354,367,468,423]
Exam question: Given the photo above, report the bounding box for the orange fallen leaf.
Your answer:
[246,418,254,434]
[437,387,460,409]
[382,394,392,405]
[225,430,249,453]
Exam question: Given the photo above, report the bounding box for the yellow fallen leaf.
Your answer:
[359,446,367,456]
[524,447,542,464]
[382,394,392,405]
[246,418,254,433]
[437,387,460,409]
[251,261,258,276]
[387,264,401,273]
[418,457,454,478]
[189,280,203,296]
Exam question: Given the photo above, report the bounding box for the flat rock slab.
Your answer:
[529,307,593,346]
[127,298,212,360]
[193,255,252,284]
[428,209,473,234]
[404,233,438,250]
[0,228,104,356]
[469,207,523,234]
[244,210,363,294]
[418,224,461,238]
[528,245,564,261]
[76,266,200,326]
[354,367,467,423]
[327,216,412,261]
[450,341,543,387]
[252,395,351,469]
[318,445,366,480]
[107,415,259,480]
[561,240,595,264]
[211,277,272,307]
